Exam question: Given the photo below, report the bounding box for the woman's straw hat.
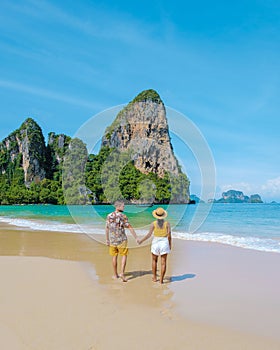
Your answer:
[152,207,167,219]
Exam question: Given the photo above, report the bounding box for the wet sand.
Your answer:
[0,223,280,349]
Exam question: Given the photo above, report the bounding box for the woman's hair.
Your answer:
[157,218,165,228]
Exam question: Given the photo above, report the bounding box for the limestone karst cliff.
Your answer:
[0,117,84,204]
[0,118,46,186]
[0,90,190,204]
[46,132,72,179]
[48,132,71,165]
[102,90,179,177]
[101,89,190,203]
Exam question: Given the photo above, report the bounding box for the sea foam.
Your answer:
[172,231,280,253]
[0,216,104,235]
[1,216,279,254]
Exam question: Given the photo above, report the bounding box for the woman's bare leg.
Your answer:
[160,254,167,284]
[152,253,158,281]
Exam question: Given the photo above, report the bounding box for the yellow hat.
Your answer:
[152,207,167,219]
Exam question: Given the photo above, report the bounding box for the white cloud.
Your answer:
[23,0,150,45]
[219,182,254,195]
[0,80,100,109]
[261,176,280,199]
[217,177,280,201]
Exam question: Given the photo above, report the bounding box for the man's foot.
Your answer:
[152,276,158,282]
[119,274,128,282]
[112,274,119,280]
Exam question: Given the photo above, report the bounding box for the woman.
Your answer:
[139,207,171,284]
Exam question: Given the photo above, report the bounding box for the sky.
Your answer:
[0,0,279,201]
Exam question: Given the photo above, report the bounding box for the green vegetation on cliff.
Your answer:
[85,146,189,204]
[132,89,163,104]
[0,103,189,205]
[0,119,64,204]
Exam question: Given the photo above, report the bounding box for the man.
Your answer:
[105,200,139,282]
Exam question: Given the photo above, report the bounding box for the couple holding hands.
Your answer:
[105,201,172,283]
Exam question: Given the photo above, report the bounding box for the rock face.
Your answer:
[102,90,180,178]
[216,190,263,203]
[249,194,263,203]
[0,118,46,186]
[48,132,69,164]
[101,89,190,203]
[44,132,72,180]
[0,119,74,187]
[0,90,190,204]
[189,194,204,204]
[221,190,249,203]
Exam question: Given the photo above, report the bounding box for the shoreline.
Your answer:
[0,223,280,349]
[1,216,279,254]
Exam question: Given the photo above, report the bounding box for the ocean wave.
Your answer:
[0,216,104,235]
[1,216,279,254]
[172,231,280,254]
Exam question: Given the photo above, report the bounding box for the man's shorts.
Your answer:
[109,240,128,256]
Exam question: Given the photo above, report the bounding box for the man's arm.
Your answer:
[123,213,139,243]
[127,224,139,242]
[138,223,154,244]
[105,220,110,246]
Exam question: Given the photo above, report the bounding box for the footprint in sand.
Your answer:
[160,308,173,320]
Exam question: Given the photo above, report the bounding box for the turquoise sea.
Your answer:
[0,203,279,253]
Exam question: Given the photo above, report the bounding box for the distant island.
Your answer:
[191,190,264,204]
[215,190,263,203]
[189,194,205,204]
[201,190,263,204]
[0,89,190,205]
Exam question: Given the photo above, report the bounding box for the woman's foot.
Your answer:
[119,274,128,282]
[152,276,158,282]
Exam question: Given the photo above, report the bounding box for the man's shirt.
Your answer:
[106,210,130,246]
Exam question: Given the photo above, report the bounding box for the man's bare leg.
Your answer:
[112,255,119,279]
[152,253,158,282]
[119,255,128,282]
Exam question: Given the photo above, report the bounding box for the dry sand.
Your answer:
[0,223,280,349]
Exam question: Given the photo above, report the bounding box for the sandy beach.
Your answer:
[0,222,280,350]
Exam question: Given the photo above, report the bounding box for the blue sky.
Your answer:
[0,0,279,201]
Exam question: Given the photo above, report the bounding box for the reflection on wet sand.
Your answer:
[0,224,175,308]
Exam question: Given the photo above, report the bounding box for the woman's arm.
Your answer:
[138,223,154,244]
[167,222,172,249]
